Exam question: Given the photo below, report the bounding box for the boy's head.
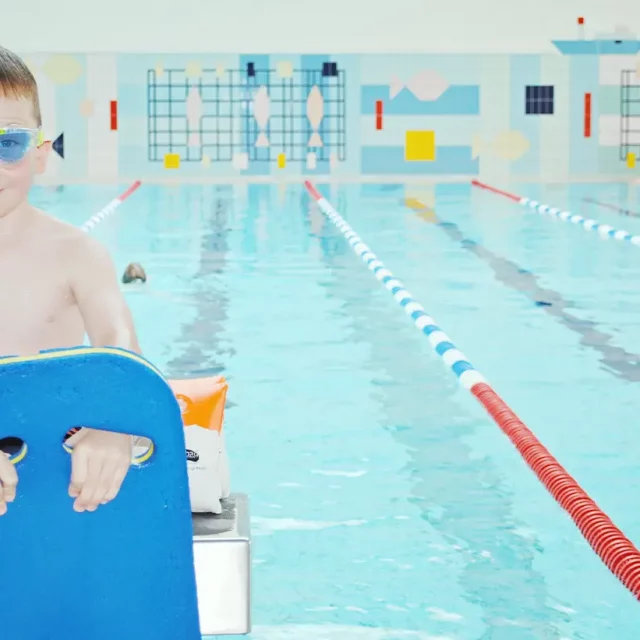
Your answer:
[0,46,50,219]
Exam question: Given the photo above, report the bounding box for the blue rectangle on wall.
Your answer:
[361,85,480,115]
[361,145,478,174]
[322,62,338,77]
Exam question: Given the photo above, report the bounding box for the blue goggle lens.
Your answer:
[0,129,38,163]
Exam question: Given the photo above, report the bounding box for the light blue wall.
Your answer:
[37,52,634,180]
[509,56,541,177]
[569,56,599,176]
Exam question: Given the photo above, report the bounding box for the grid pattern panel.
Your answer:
[147,66,347,164]
[621,70,640,161]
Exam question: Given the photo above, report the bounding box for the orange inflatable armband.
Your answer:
[168,376,228,433]
[167,376,229,513]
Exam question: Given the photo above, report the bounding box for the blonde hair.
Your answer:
[0,46,42,126]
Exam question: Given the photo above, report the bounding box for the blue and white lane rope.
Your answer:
[472,179,640,246]
[305,181,640,602]
[304,181,486,391]
[80,180,141,232]
[521,197,640,244]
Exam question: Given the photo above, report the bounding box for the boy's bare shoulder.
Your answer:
[31,209,114,285]
[34,209,107,257]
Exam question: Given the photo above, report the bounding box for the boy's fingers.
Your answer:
[69,448,89,497]
[69,433,133,511]
[88,458,125,508]
[74,458,103,512]
[0,456,18,504]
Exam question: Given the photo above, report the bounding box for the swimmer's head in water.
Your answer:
[122,262,147,284]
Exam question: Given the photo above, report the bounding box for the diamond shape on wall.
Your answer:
[390,70,449,101]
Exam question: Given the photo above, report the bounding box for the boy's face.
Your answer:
[0,96,50,219]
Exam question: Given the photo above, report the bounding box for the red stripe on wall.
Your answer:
[584,93,591,138]
[375,100,383,130]
[110,100,118,131]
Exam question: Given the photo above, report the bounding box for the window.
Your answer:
[525,85,554,115]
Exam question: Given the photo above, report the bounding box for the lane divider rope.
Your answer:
[304,179,640,601]
[582,196,640,219]
[471,179,640,247]
[80,180,142,232]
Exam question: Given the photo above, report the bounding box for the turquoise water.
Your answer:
[32,181,640,639]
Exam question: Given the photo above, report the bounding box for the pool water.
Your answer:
[33,181,640,639]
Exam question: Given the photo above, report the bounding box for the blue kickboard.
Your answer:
[0,347,201,640]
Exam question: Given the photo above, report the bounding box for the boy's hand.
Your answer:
[0,453,17,516]
[69,428,132,512]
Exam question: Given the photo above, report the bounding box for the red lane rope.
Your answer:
[472,384,640,597]
[119,180,142,201]
[305,182,322,200]
[306,180,640,601]
[471,179,521,202]
[79,180,142,233]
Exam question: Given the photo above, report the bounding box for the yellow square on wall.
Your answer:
[405,130,436,162]
[164,153,180,169]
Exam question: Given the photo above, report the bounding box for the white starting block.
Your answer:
[193,493,251,636]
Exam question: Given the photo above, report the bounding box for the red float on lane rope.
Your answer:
[472,382,640,596]
[471,179,521,202]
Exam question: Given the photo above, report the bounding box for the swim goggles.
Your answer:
[0,127,44,164]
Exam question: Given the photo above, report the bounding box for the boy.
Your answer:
[0,46,140,516]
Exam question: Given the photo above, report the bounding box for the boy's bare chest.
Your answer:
[0,248,78,353]
[0,244,70,300]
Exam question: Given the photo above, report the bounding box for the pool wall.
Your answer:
[18,51,637,183]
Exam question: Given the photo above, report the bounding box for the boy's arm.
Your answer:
[66,233,140,512]
[69,234,141,353]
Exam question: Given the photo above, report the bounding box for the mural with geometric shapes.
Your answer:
[147,62,346,170]
[19,31,640,181]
